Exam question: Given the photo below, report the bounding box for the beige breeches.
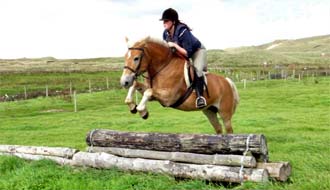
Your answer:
[192,44,207,77]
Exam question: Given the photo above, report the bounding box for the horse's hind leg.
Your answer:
[219,77,239,134]
[203,109,222,134]
[218,109,234,134]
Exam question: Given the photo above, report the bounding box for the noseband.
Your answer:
[123,47,145,78]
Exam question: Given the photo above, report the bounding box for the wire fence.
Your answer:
[210,67,329,81]
[0,67,329,103]
[0,76,122,102]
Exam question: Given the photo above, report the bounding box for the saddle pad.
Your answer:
[183,62,208,89]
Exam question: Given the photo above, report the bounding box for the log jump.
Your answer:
[0,129,291,183]
[86,129,269,162]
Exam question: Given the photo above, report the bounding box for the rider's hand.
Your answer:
[168,42,176,48]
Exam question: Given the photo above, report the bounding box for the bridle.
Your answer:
[123,47,145,79]
[123,45,173,87]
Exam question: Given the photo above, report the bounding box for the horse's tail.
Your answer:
[225,77,240,113]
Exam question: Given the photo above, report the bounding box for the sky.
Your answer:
[0,0,329,59]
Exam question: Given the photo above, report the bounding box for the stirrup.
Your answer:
[196,96,207,109]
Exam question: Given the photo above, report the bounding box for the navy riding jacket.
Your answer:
[162,23,201,58]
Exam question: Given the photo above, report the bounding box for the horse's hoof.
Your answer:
[130,105,137,114]
[142,112,149,120]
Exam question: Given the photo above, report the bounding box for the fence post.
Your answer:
[243,79,247,89]
[24,86,27,99]
[69,81,72,96]
[256,71,259,81]
[89,80,92,93]
[236,74,239,82]
[46,85,48,97]
[73,91,77,112]
[106,77,109,89]
[292,69,295,79]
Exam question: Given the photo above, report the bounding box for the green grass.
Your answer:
[0,71,122,96]
[0,157,196,190]
[0,77,330,189]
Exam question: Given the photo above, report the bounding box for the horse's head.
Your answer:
[120,36,172,88]
[120,37,151,88]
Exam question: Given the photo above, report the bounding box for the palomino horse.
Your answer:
[120,36,239,134]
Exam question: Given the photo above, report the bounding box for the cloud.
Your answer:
[0,0,329,58]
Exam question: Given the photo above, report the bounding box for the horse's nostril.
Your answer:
[125,81,129,86]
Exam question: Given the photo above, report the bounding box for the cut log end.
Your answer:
[257,162,292,182]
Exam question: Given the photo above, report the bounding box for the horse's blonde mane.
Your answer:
[127,36,169,49]
[140,36,169,48]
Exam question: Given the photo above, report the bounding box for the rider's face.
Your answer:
[163,20,174,31]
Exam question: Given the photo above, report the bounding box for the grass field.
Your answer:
[0,76,329,190]
[0,71,122,96]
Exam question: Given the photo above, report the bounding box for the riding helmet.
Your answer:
[160,8,179,22]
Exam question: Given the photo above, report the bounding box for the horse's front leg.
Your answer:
[125,85,138,114]
[125,81,148,114]
[136,88,152,119]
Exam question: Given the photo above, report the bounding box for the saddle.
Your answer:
[183,62,208,90]
[170,60,209,108]
[172,50,208,88]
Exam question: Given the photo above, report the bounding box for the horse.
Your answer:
[120,36,239,134]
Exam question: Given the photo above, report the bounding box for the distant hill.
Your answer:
[207,34,330,68]
[1,35,329,73]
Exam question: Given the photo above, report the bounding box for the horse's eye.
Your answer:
[133,56,140,64]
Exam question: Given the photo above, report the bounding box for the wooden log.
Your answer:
[257,162,291,182]
[87,146,257,168]
[86,130,268,161]
[0,145,78,158]
[0,152,74,165]
[72,152,269,183]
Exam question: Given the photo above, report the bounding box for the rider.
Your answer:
[160,8,207,109]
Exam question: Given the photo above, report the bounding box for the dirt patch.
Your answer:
[40,109,66,113]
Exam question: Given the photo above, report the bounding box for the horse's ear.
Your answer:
[125,36,131,48]
[125,36,133,48]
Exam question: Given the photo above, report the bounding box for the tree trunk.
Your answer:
[72,152,269,183]
[87,146,257,167]
[0,145,78,158]
[86,130,268,161]
[257,162,291,181]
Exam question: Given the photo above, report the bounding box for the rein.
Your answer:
[147,48,172,88]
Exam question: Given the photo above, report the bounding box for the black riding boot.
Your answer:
[195,76,207,109]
